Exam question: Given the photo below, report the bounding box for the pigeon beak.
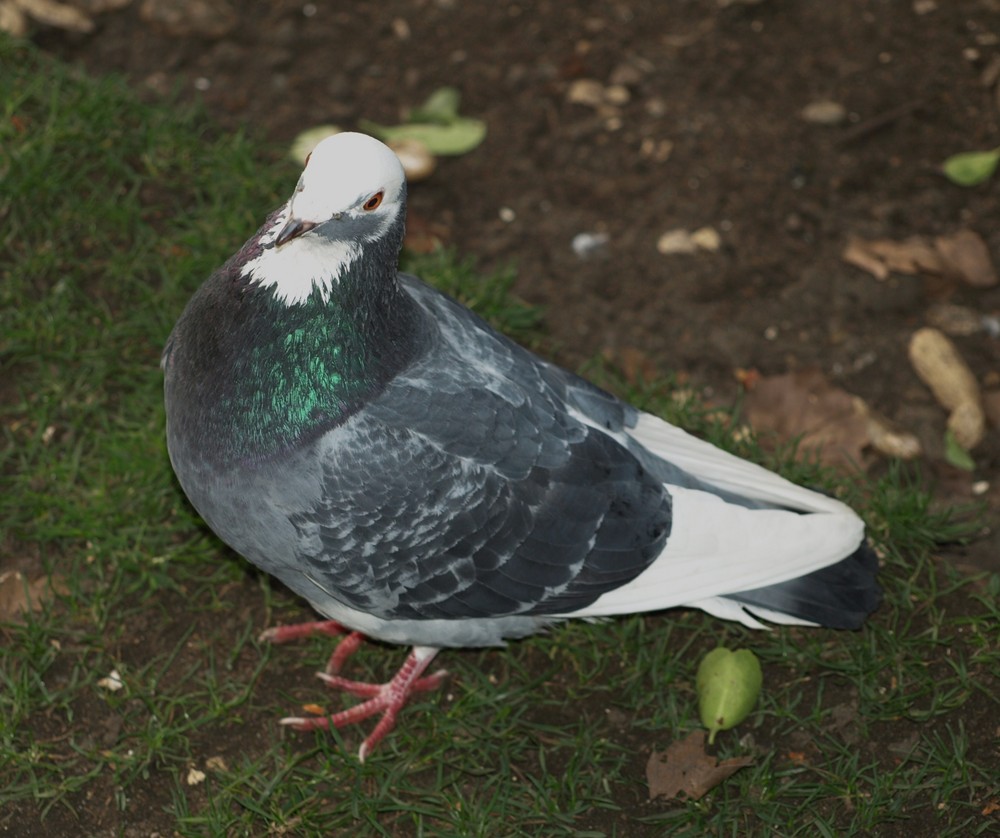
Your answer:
[275,216,318,247]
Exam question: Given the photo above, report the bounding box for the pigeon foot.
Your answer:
[259,619,363,675]
[280,645,446,761]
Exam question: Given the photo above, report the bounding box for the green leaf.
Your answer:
[409,87,462,125]
[288,125,341,164]
[358,118,487,156]
[942,148,1000,187]
[943,429,975,471]
[696,647,763,744]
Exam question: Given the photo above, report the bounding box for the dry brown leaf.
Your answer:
[0,570,68,621]
[744,369,920,464]
[743,369,872,469]
[934,230,998,288]
[843,230,997,288]
[842,235,943,281]
[647,729,753,801]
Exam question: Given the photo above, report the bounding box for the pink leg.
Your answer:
[325,629,365,675]
[258,620,364,675]
[258,620,349,644]
[281,645,447,761]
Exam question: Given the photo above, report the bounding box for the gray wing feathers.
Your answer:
[288,276,671,623]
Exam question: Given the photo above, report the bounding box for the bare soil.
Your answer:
[41,1,1000,574]
[21,0,1000,834]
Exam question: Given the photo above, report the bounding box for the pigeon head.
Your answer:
[276,132,407,248]
[243,132,408,306]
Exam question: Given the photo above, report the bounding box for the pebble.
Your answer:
[690,226,721,251]
[800,100,847,126]
[567,79,606,108]
[656,228,698,255]
[640,137,674,162]
[604,84,631,106]
[656,226,721,255]
[572,232,610,259]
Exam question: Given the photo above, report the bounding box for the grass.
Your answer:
[2,36,999,837]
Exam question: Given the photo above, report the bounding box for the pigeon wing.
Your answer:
[289,277,672,623]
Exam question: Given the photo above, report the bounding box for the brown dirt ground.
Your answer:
[17,0,1000,835]
[40,0,1000,571]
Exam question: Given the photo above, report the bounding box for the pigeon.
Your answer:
[162,131,881,760]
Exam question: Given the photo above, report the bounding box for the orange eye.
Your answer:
[362,191,384,211]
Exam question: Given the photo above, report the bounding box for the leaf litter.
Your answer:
[647,730,754,801]
[742,368,921,468]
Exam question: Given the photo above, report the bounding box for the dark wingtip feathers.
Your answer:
[726,541,882,630]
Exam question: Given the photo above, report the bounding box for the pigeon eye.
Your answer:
[362,191,384,212]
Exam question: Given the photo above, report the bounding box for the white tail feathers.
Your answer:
[568,410,866,626]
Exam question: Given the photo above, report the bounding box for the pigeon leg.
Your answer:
[258,619,349,643]
[280,645,447,761]
[258,620,363,675]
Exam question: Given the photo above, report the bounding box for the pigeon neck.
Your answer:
[170,224,423,466]
[229,247,418,460]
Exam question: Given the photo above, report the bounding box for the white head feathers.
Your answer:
[243,132,407,305]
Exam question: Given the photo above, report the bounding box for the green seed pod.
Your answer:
[696,647,763,744]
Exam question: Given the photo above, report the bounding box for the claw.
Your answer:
[280,645,444,760]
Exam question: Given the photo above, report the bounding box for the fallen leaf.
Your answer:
[288,125,341,165]
[360,118,487,156]
[647,730,753,801]
[742,370,872,469]
[408,87,461,125]
[934,229,998,288]
[842,235,943,281]
[943,428,976,471]
[0,570,68,621]
[843,231,997,288]
[941,147,1000,187]
[982,799,1000,817]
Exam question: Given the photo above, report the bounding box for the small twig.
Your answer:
[835,100,924,147]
